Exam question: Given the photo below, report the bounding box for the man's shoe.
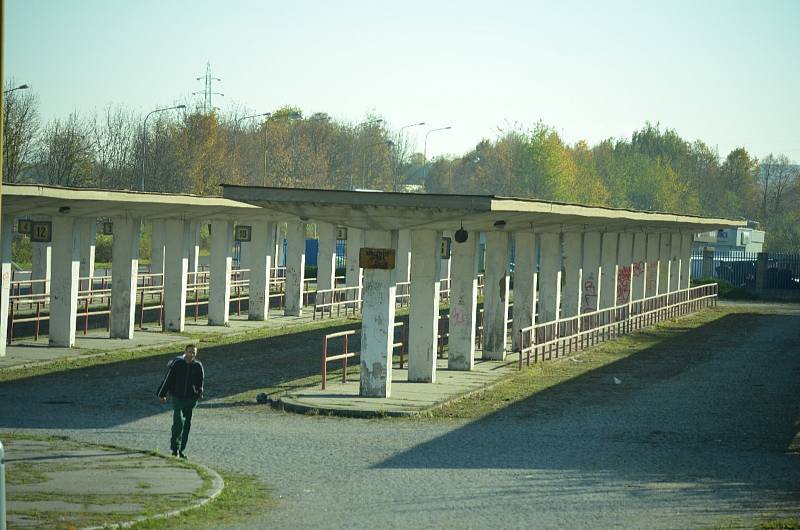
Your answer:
[178,451,188,459]
[171,450,178,457]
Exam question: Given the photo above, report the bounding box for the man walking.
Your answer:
[157,344,204,458]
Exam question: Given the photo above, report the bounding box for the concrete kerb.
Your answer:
[83,458,225,530]
[2,435,224,530]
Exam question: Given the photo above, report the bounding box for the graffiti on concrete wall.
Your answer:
[646,262,659,293]
[582,271,598,311]
[617,266,632,304]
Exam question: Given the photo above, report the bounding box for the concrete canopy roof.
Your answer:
[2,184,291,222]
[221,185,746,234]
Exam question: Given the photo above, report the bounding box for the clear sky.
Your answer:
[4,0,800,161]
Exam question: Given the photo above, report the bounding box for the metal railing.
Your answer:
[321,322,406,389]
[517,283,718,369]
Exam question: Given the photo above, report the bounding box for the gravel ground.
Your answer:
[1,302,799,529]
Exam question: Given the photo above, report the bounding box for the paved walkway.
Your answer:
[2,435,223,529]
[281,356,519,417]
[0,307,322,370]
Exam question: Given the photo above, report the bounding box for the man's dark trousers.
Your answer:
[171,397,198,453]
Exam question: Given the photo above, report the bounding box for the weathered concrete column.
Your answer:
[345,227,364,301]
[581,232,602,312]
[163,220,190,332]
[701,247,714,279]
[395,229,412,284]
[680,233,693,289]
[658,232,671,294]
[512,231,537,351]
[78,218,96,289]
[669,232,682,292]
[238,240,251,270]
[249,220,276,321]
[755,252,768,290]
[187,220,201,274]
[360,229,398,397]
[31,233,51,296]
[1,216,14,356]
[631,232,647,300]
[600,232,619,309]
[538,233,561,322]
[316,222,337,292]
[645,233,661,297]
[150,220,166,281]
[483,231,510,360]
[284,221,307,316]
[616,232,634,304]
[408,229,442,383]
[49,217,80,347]
[562,232,582,318]
[208,220,234,326]
[448,231,480,371]
[110,217,141,339]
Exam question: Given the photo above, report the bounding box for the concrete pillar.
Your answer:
[150,220,166,281]
[631,232,647,300]
[78,218,96,289]
[316,222,337,292]
[646,233,661,297]
[600,232,619,309]
[1,216,13,356]
[538,233,561,322]
[658,232,671,294]
[110,217,141,339]
[702,247,714,279]
[483,231,510,360]
[345,227,364,302]
[408,229,442,382]
[512,231,536,351]
[188,220,201,274]
[249,220,276,321]
[562,232,582,318]
[284,221,307,316]
[668,232,681,292]
[756,252,768,290]
[448,231,480,371]
[208,220,234,326]
[163,220,190,332]
[49,217,80,347]
[31,236,51,296]
[581,232,602,312]
[359,229,397,397]
[680,233,693,289]
[616,233,634,305]
[395,229,412,284]
[238,240,251,270]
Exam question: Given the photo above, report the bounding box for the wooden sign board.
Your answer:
[359,248,396,270]
[102,221,114,235]
[235,225,252,242]
[31,221,53,243]
[18,219,32,235]
[440,236,452,259]
[336,227,348,240]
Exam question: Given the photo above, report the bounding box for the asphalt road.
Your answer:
[2,302,799,529]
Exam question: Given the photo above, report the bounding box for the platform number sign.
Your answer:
[18,219,32,235]
[30,221,53,243]
[102,221,114,235]
[336,227,348,240]
[440,236,452,259]
[235,225,252,242]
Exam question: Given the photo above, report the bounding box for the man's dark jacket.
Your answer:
[157,356,204,400]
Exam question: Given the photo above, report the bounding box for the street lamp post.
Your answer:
[394,121,425,191]
[141,104,186,192]
[423,126,452,190]
[3,84,29,94]
[234,112,270,181]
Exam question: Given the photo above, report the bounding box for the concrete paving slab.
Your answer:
[2,435,224,529]
[280,356,519,417]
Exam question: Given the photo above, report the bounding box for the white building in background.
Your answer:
[694,221,765,253]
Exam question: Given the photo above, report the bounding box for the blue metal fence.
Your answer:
[691,250,800,289]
